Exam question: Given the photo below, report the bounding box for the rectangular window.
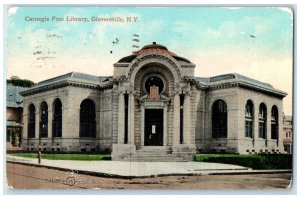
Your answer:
[259,122,265,138]
[28,122,35,138]
[245,121,253,138]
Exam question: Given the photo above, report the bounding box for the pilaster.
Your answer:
[163,106,168,146]
[128,93,135,144]
[35,111,39,139]
[23,113,28,139]
[48,110,53,138]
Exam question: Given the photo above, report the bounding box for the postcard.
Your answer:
[5,5,293,191]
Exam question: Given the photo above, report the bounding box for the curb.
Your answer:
[6,160,292,179]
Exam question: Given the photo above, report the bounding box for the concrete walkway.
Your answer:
[6,155,289,178]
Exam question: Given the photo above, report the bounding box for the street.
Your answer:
[6,162,292,190]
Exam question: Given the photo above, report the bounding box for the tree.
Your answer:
[10,129,17,147]
[17,128,23,147]
[7,79,34,87]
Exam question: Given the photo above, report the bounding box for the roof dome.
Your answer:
[117,42,191,63]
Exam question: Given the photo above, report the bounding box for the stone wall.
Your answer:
[204,87,239,153]
[99,87,114,151]
[195,89,206,149]
[195,86,285,154]
[22,85,113,152]
[236,87,284,154]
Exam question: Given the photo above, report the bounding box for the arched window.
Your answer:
[212,100,227,138]
[53,99,62,137]
[40,101,48,138]
[80,99,96,138]
[271,105,279,142]
[145,76,165,100]
[145,76,164,94]
[259,103,267,139]
[245,100,254,138]
[28,104,35,138]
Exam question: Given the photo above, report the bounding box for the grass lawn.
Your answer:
[11,153,111,161]
[195,154,292,170]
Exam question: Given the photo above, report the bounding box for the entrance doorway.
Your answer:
[145,109,163,146]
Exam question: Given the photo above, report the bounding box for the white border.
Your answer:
[1,0,298,198]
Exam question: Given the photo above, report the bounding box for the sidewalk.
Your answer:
[6,155,291,178]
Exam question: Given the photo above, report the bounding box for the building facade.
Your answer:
[20,43,287,161]
[282,115,293,154]
[6,84,28,149]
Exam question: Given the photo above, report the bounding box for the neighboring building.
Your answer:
[282,115,293,154]
[20,43,287,161]
[6,84,28,148]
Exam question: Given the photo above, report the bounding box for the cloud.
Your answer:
[6,7,293,114]
[172,21,194,34]
[189,47,293,115]
[7,7,18,16]
[277,7,294,15]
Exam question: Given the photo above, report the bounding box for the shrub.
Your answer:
[195,154,292,170]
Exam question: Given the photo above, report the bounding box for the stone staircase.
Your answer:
[122,147,187,162]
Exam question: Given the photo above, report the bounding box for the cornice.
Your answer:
[206,81,287,98]
[20,80,113,96]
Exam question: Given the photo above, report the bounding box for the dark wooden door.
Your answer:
[144,109,163,146]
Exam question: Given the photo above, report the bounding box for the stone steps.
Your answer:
[136,150,172,155]
[122,148,187,162]
[123,157,187,162]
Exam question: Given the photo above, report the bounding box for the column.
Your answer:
[117,92,125,143]
[173,93,180,145]
[141,106,145,146]
[128,93,135,144]
[183,93,191,144]
[163,106,168,146]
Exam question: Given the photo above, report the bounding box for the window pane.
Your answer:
[212,100,227,138]
[80,99,96,138]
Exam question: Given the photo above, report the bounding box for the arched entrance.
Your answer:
[138,73,170,147]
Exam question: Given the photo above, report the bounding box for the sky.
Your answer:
[5,6,293,115]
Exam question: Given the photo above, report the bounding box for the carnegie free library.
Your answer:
[20,43,287,161]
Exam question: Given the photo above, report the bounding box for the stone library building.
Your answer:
[20,43,287,161]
